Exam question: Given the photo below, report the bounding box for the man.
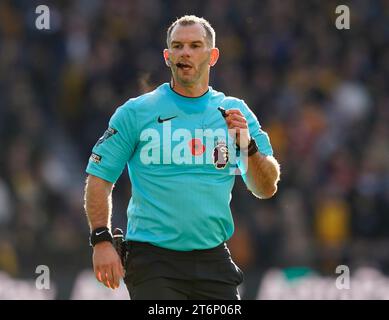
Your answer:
[84,15,280,300]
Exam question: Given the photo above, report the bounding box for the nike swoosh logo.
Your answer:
[95,230,107,236]
[158,115,177,123]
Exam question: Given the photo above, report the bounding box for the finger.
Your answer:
[112,263,123,289]
[105,267,115,289]
[226,118,240,127]
[95,268,103,283]
[120,263,125,278]
[226,114,246,122]
[228,119,247,129]
[107,279,113,289]
[117,259,125,278]
[227,120,248,129]
[103,273,112,289]
[226,117,247,128]
[99,269,110,288]
[96,267,108,284]
[233,121,248,128]
[111,263,120,289]
[225,109,244,116]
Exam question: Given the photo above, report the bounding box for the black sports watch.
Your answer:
[247,138,259,157]
[89,227,113,247]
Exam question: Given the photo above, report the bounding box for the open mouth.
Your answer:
[176,62,193,71]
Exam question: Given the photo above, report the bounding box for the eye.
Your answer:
[191,44,200,48]
[172,44,182,49]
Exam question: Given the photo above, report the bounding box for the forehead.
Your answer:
[170,23,207,43]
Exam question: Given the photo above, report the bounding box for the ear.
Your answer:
[209,48,219,67]
[163,49,171,67]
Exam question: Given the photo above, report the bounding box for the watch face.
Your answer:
[248,138,258,156]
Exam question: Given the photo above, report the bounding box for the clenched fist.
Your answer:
[224,109,250,149]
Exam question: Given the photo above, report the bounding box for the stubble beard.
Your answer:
[174,58,209,87]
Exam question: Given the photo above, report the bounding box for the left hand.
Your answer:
[93,241,125,289]
[224,109,250,148]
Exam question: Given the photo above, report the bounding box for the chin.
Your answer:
[178,77,195,85]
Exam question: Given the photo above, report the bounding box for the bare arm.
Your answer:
[84,174,124,289]
[244,152,280,199]
[84,174,114,230]
[224,109,280,199]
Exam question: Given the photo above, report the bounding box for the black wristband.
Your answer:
[247,138,258,157]
[89,227,113,247]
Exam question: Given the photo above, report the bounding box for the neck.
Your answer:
[170,77,209,98]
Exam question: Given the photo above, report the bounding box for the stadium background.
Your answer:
[0,0,388,299]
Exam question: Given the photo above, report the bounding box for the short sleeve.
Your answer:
[237,99,273,156]
[86,102,137,183]
[232,99,273,183]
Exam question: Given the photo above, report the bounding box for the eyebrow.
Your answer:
[171,40,204,45]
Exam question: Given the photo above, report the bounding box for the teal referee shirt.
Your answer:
[86,83,273,251]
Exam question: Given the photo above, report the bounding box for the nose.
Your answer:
[180,44,191,57]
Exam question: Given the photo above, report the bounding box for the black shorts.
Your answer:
[123,241,244,300]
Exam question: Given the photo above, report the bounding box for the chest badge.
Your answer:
[213,140,229,169]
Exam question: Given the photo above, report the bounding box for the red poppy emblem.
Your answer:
[189,138,205,156]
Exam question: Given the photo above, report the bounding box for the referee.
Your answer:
[84,15,280,300]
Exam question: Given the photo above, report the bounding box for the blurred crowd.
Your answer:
[0,0,388,299]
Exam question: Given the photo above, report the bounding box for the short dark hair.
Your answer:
[166,15,216,48]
